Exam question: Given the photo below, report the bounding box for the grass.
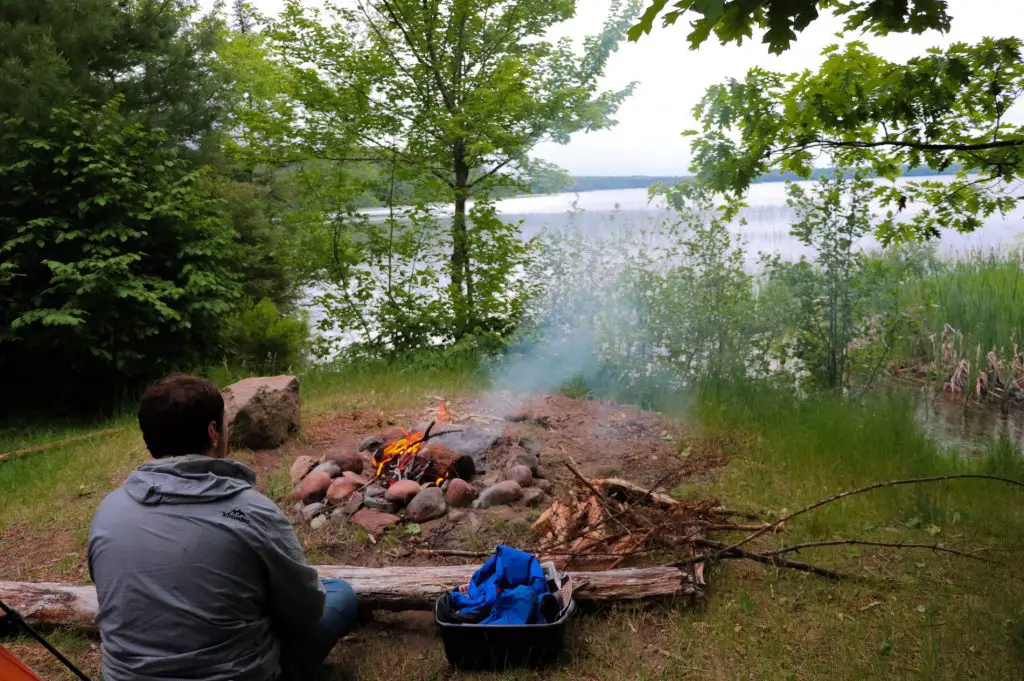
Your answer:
[900,250,1024,360]
[3,368,1024,680]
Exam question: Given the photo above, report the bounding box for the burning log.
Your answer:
[0,565,698,630]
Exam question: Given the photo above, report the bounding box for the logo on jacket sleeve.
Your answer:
[222,507,251,525]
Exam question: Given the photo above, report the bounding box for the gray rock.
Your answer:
[406,487,447,522]
[510,452,540,474]
[292,501,305,514]
[506,465,534,488]
[522,487,546,507]
[330,507,345,521]
[363,496,400,513]
[518,437,542,458]
[310,514,328,530]
[311,461,342,478]
[478,481,523,508]
[448,509,467,523]
[359,435,384,452]
[301,502,325,522]
[364,484,386,498]
[534,465,549,480]
[342,492,364,516]
[535,479,555,495]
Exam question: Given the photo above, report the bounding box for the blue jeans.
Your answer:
[278,579,359,681]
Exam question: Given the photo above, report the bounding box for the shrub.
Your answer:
[226,298,309,372]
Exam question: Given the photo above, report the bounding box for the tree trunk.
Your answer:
[451,141,472,337]
[0,565,698,630]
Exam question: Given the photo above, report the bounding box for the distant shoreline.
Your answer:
[563,166,960,194]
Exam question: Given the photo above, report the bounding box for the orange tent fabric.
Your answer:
[0,644,45,681]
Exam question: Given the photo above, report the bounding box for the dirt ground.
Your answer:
[284,394,725,568]
[1,394,730,681]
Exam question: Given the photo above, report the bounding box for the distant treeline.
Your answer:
[562,166,961,193]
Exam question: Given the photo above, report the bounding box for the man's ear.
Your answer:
[208,421,219,446]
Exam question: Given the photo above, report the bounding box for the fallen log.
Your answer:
[0,564,697,630]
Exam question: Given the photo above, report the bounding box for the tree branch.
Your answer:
[761,539,1004,565]
[781,137,1024,154]
[714,474,1024,559]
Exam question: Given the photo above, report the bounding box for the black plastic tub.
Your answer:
[434,593,577,670]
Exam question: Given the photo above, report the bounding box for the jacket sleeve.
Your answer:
[248,495,326,633]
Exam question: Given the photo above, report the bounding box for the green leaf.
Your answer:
[405,523,422,535]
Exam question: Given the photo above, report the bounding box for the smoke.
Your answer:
[481,221,653,408]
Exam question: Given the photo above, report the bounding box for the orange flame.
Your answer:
[372,426,452,487]
[438,400,451,422]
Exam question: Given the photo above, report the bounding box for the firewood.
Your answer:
[0,566,699,630]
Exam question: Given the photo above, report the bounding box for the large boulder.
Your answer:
[223,375,301,450]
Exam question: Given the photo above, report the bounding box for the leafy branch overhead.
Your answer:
[628,0,951,53]
[688,38,1024,242]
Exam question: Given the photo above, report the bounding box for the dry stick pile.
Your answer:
[426,469,1023,582]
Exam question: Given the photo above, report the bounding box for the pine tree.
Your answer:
[0,0,225,143]
[233,0,252,34]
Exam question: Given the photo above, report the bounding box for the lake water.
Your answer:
[492,179,1024,263]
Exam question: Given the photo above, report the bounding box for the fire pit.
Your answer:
[289,401,545,534]
[368,420,475,488]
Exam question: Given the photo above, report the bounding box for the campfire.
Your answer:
[371,421,453,488]
[366,403,476,488]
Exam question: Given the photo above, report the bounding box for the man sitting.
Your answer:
[88,374,356,681]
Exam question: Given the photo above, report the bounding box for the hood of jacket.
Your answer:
[123,455,257,505]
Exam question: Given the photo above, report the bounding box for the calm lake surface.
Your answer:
[494,179,1024,262]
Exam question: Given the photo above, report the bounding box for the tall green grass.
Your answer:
[902,250,1024,359]
[690,377,1024,538]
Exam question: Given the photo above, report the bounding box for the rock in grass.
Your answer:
[325,449,364,475]
[506,465,534,488]
[290,456,317,484]
[359,435,384,452]
[445,478,477,508]
[406,487,447,522]
[363,496,400,513]
[478,481,523,508]
[364,484,386,499]
[311,461,342,478]
[300,502,325,522]
[342,492,364,516]
[351,508,400,535]
[310,515,328,530]
[385,480,421,504]
[295,471,332,505]
[223,375,300,450]
[521,487,546,507]
[341,471,369,486]
[326,477,359,504]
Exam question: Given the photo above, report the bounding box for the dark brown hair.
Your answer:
[138,374,224,458]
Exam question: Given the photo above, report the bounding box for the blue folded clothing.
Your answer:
[449,545,549,625]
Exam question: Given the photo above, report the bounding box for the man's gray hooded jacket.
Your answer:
[88,455,325,681]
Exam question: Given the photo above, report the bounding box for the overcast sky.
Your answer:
[202,0,1024,175]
